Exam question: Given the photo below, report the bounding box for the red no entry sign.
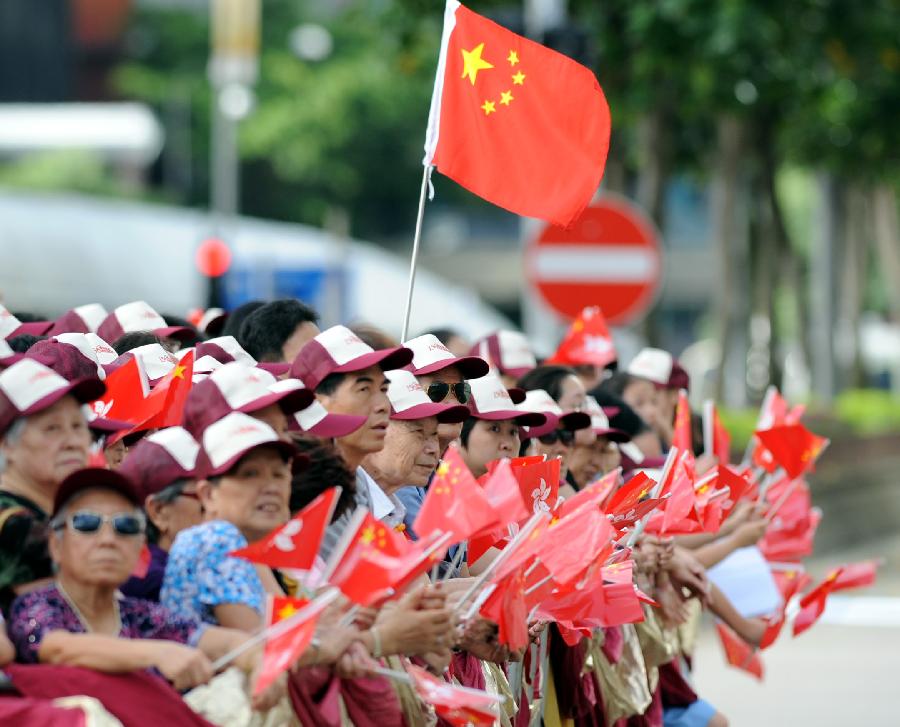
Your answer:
[524,197,663,325]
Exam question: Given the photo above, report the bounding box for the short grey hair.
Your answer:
[0,418,27,473]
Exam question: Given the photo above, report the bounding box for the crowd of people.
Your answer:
[0,296,833,726]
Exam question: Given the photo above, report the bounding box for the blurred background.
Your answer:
[0,2,899,722]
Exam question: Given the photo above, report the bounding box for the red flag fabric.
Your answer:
[496,456,562,516]
[537,504,614,586]
[255,596,318,696]
[90,356,151,424]
[793,568,843,637]
[660,452,698,534]
[712,405,731,465]
[230,488,339,571]
[750,388,789,472]
[480,567,529,651]
[604,471,655,517]
[139,350,194,430]
[406,663,499,727]
[480,458,531,523]
[546,306,617,368]
[759,568,810,649]
[716,623,764,680]
[424,1,611,227]
[414,445,500,542]
[329,513,411,606]
[754,423,828,480]
[831,560,879,592]
[555,468,620,520]
[671,391,693,453]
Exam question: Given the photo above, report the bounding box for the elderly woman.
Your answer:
[119,427,205,601]
[0,359,104,611]
[6,467,281,707]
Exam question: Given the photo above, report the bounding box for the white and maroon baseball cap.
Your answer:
[626,348,673,387]
[470,330,537,379]
[119,426,203,501]
[202,336,257,366]
[403,334,489,379]
[0,304,53,340]
[466,372,546,426]
[584,395,630,442]
[48,304,109,336]
[290,325,413,390]
[287,397,366,438]
[106,343,179,384]
[385,369,469,423]
[517,389,592,438]
[55,333,118,368]
[197,308,228,336]
[97,301,192,344]
[183,362,315,438]
[0,358,106,435]
[202,411,297,477]
[0,339,23,367]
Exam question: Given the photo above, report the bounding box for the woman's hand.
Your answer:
[250,670,287,713]
[149,642,215,691]
[334,641,378,679]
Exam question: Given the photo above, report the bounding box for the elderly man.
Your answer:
[0,359,105,612]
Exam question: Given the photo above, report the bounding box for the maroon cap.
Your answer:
[0,359,106,436]
[0,305,52,340]
[287,398,367,438]
[470,331,537,378]
[0,339,23,368]
[119,427,202,501]
[403,334,489,380]
[98,301,192,344]
[47,304,109,336]
[25,339,101,382]
[194,341,236,365]
[202,412,297,477]
[466,372,546,426]
[517,389,592,438]
[183,362,315,438]
[668,361,690,391]
[290,325,413,390]
[52,467,142,517]
[258,362,290,376]
[385,370,469,423]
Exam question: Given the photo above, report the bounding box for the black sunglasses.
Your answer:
[55,510,146,537]
[537,429,575,447]
[426,382,471,405]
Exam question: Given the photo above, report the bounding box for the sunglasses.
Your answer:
[55,510,146,537]
[426,382,471,405]
[537,429,576,447]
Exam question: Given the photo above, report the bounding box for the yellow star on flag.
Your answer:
[171,365,186,379]
[507,50,519,66]
[512,71,526,85]
[360,526,376,545]
[277,603,297,620]
[500,90,514,106]
[436,461,450,477]
[461,43,494,85]
[482,100,496,115]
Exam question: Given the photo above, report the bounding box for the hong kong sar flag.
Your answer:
[424,1,611,227]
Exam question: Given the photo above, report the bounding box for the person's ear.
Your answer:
[196,479,216,515]
[144,495,168,536]
[47,526,62,565]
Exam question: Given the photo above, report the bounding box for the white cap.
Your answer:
[627,348,673,385]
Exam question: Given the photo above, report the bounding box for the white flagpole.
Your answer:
[400,166,431,342]
[702,400,715,457]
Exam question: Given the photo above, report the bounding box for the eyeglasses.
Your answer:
[426,382,471,405]
[177,492,201,502]
[537,429,575,447]
[54,510,146,537]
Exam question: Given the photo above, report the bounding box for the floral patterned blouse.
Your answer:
[161,520,265,626]
[8,583,206,663]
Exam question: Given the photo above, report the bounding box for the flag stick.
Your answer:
[524,573,554,596]
[741,385,777,467]
[702,400,715,458]
[454,513,546,612]
[400,166,431,342]
[764,478,800,524]
[625,447,678,547]
[369,665,414,685]
[440,543,467,582]
[210,588,340,672]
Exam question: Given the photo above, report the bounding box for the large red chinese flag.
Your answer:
[755,423,828,480]
[424,1,611,227]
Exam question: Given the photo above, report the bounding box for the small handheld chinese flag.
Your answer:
[254,596,318,696]
[424,1,611,227]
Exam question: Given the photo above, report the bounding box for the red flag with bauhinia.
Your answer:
[423,1,611,227]
[230,488,340,572]
[760,567,811,649]
[415,445,500,543]
[793,568,844,637]
[89,356,151,424]
[480,567,529,651]
[546,306,617,368]
[754,423,828,480]
[328,512,411,607]
[486,455,563,517]
[716,622,764,680]
[138,350,195,430]
[406,663,500,727]
[254,596,318,695]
